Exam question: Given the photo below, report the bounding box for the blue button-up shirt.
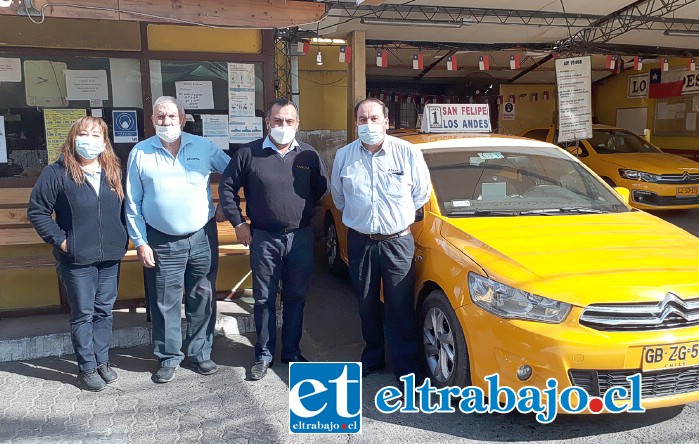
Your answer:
[125,132,230,247]
[262,135,300,157]
[330,135,431,235]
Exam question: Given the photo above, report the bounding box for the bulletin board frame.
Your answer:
[653,95,699,136]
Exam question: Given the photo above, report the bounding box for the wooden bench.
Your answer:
[0,184,251,315]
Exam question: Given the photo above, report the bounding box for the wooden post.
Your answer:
[346,30,366,144]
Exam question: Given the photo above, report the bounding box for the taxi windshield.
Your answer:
[587,129,661,154]
[423,145,630,217]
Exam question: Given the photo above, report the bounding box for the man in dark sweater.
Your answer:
[219,98,328,380]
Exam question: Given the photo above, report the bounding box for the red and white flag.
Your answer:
[509,94,516,103]
[531,92,538,102]
[509,54,521,70]
[376,50,388,68]
[412,53,424,70]
[496,95,503,105]
[689,57,696,71]
[605,55,617,70]
[478,55,489,71]
[447,55,457,71]
[297,41,309,55]
[662,57,670,71]
[543,91,550,101]
[633,56,643,71]
[339,46,352,64]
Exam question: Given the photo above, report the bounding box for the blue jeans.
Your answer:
[347,229,420,379]
[250,226,314,362]
[145,219,217,368]
[57,260,120,373]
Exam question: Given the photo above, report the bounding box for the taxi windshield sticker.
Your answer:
[477,152,504,159]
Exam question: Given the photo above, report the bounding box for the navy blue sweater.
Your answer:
[219,139,328,232]
[27,158,127,265]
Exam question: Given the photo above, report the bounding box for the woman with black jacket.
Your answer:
[28,116,127,392]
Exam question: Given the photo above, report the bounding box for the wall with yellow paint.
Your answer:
[498,84,557,135]
[147,25,261,53]
[593,61,698,151]
[297,46,348,131]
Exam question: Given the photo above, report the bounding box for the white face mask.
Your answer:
[75,136,106,160]
[357,123,385,146]
[269,126,297,146]
[155,124,182,143]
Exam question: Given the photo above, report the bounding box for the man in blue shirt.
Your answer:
[125,96,230,383]
[330,98,431,381]
[219,98,327,381]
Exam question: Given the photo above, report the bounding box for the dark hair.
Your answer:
[266,97,299,118]
[354,98,389,120]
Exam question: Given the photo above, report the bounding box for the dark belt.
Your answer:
[256,225,308,235]
[354,228,411,241]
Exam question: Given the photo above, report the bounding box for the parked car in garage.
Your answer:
[323,131,699,411]
[518,125,699,210]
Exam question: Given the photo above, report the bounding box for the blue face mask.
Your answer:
[357,123,385,146]
[75,136,106,160]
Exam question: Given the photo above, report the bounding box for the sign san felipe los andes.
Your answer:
[421,104,491,133]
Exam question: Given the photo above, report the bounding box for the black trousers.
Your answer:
[347,228,420,379]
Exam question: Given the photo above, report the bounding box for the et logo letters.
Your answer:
[289,362,362,434]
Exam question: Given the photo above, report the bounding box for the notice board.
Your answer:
[616,107,647,136]
[653,96,699,136]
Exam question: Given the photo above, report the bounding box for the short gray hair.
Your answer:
[153,96,185,119]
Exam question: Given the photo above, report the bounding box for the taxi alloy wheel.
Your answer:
[420,290,471,388]
[324,215,347,275]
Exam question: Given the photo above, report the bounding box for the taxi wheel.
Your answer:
[420,290,471,388]
[324,215,347,275]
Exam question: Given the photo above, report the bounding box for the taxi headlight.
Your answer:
[619,169,661,183]
[468,273,571,323]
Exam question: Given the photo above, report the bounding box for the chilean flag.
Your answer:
[412,53,424,70]
[633,56,643,71]
[478,55,489,71]
[447,55,457,71]
[689,57,696,71]
[605,55,617,70]
[649,68,684,98]
[297,41,309,55]
[376,49,388,68]
[339,46,352,64]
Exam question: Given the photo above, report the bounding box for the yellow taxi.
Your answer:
[323,131,699,411]
[518,125,699,210]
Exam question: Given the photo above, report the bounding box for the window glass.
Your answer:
[0,55,144,179]
[522,128,550,142]
[149,60,264,151]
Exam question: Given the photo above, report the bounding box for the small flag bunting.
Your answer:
[478,55,489,71]
[543,91,550,101]
[662,57,670,72]
[509,54,521,70]
[509,94,516,103]
[605,55,617,70]
[531,92,538,102]
[339,46,352,64]
[376,49,388,68]
[447,55,457,71]
[689,57,696,71]
[633,56,643,71]
[412,53,424,70]
[297,41,310,55]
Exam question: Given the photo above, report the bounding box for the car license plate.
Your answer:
[676,186,698,198]
[642,341,699,372]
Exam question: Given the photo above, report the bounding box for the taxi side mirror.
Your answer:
[614,186,631,204]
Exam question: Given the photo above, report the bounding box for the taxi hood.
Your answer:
[441,211,699,307]
[603,152,699,174]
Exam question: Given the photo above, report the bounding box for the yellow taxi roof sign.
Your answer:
[420,103,492,133]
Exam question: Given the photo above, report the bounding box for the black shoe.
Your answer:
[282,355,309,364]
[190,359,218,375]
[250,360,273,381]
[78,369,107,392]
[362,363,386,377]
[96,362,119,384]
[153,366,176,383]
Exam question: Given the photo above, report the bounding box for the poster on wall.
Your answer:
[228,63,255,117]
[112,110,139,143]
[24,60,69,108]
[44,109,87,163]
[175,81,214,110]
[229,116,263,144]
[502,102,516,120]
[202,114,229,150]
[65,70,109,101]
[110,58,143,108]
[0,57,22,82]
[555,56,592,143]
[0,116,7,163]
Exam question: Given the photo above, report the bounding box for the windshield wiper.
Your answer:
[519,207,607,215]
[447,210,519,217]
